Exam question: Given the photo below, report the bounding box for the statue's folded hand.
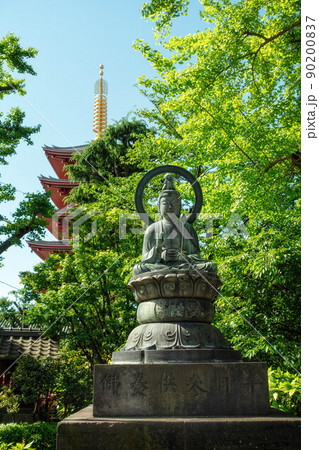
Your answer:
[165,248,179,262]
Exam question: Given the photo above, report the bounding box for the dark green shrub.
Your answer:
[11,351,92,421]
[0,422,56,450]
[12,356,59,418]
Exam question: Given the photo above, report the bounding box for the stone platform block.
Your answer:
[112,348,242,364]
[57,405,301,450]
[93,362,269,417]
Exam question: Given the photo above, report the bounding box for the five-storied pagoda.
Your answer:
[28,65,107,260]
[57,163,301,448]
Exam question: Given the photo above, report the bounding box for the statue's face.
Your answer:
[158,194,181,219]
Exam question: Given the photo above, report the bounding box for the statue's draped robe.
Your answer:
[133,220,217,276]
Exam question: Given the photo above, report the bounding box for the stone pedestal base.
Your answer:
[93,362,269,417]
[112,348,242,364]
[56,405,301,450]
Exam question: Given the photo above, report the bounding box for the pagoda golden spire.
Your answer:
[93,64,108,139]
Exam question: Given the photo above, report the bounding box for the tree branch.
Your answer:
[243,31,268,41]
[261,19,301,47]
[263,155,291,173]
[0,210,38,255]
[210,20,301,86]
[0,85,18,92]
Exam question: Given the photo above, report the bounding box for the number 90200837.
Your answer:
[306,16,316,79]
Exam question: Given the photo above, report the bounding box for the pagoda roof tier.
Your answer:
[39,176,79,209]
[28,240,72,260]
[43,144,87,154]
[43,144,87,179]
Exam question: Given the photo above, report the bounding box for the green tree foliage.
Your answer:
[67,117,152,202]
[0,192,55,257]
[129,0,301,374]
[0,34,54,263]
[0,33,39,162]
[268,367,301,415]
[0,297,23,327]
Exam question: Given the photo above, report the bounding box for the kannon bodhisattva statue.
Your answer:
[132,174,217,276]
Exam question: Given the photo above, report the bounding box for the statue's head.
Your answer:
[158,174,182,219]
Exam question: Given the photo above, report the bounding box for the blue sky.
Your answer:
[0,0,206,297]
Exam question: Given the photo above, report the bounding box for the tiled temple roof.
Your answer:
[42,145,87,179]
[27,240,72,248]
[38,175,79,186]
[38,176,79,209]
[0,328,59,360]
[43,144,87,153]
[27,240,72,260]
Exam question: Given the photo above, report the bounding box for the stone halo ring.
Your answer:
[134,165,203,225]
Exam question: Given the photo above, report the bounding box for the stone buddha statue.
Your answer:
[132,174,217,276]
[112,167,240,364]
